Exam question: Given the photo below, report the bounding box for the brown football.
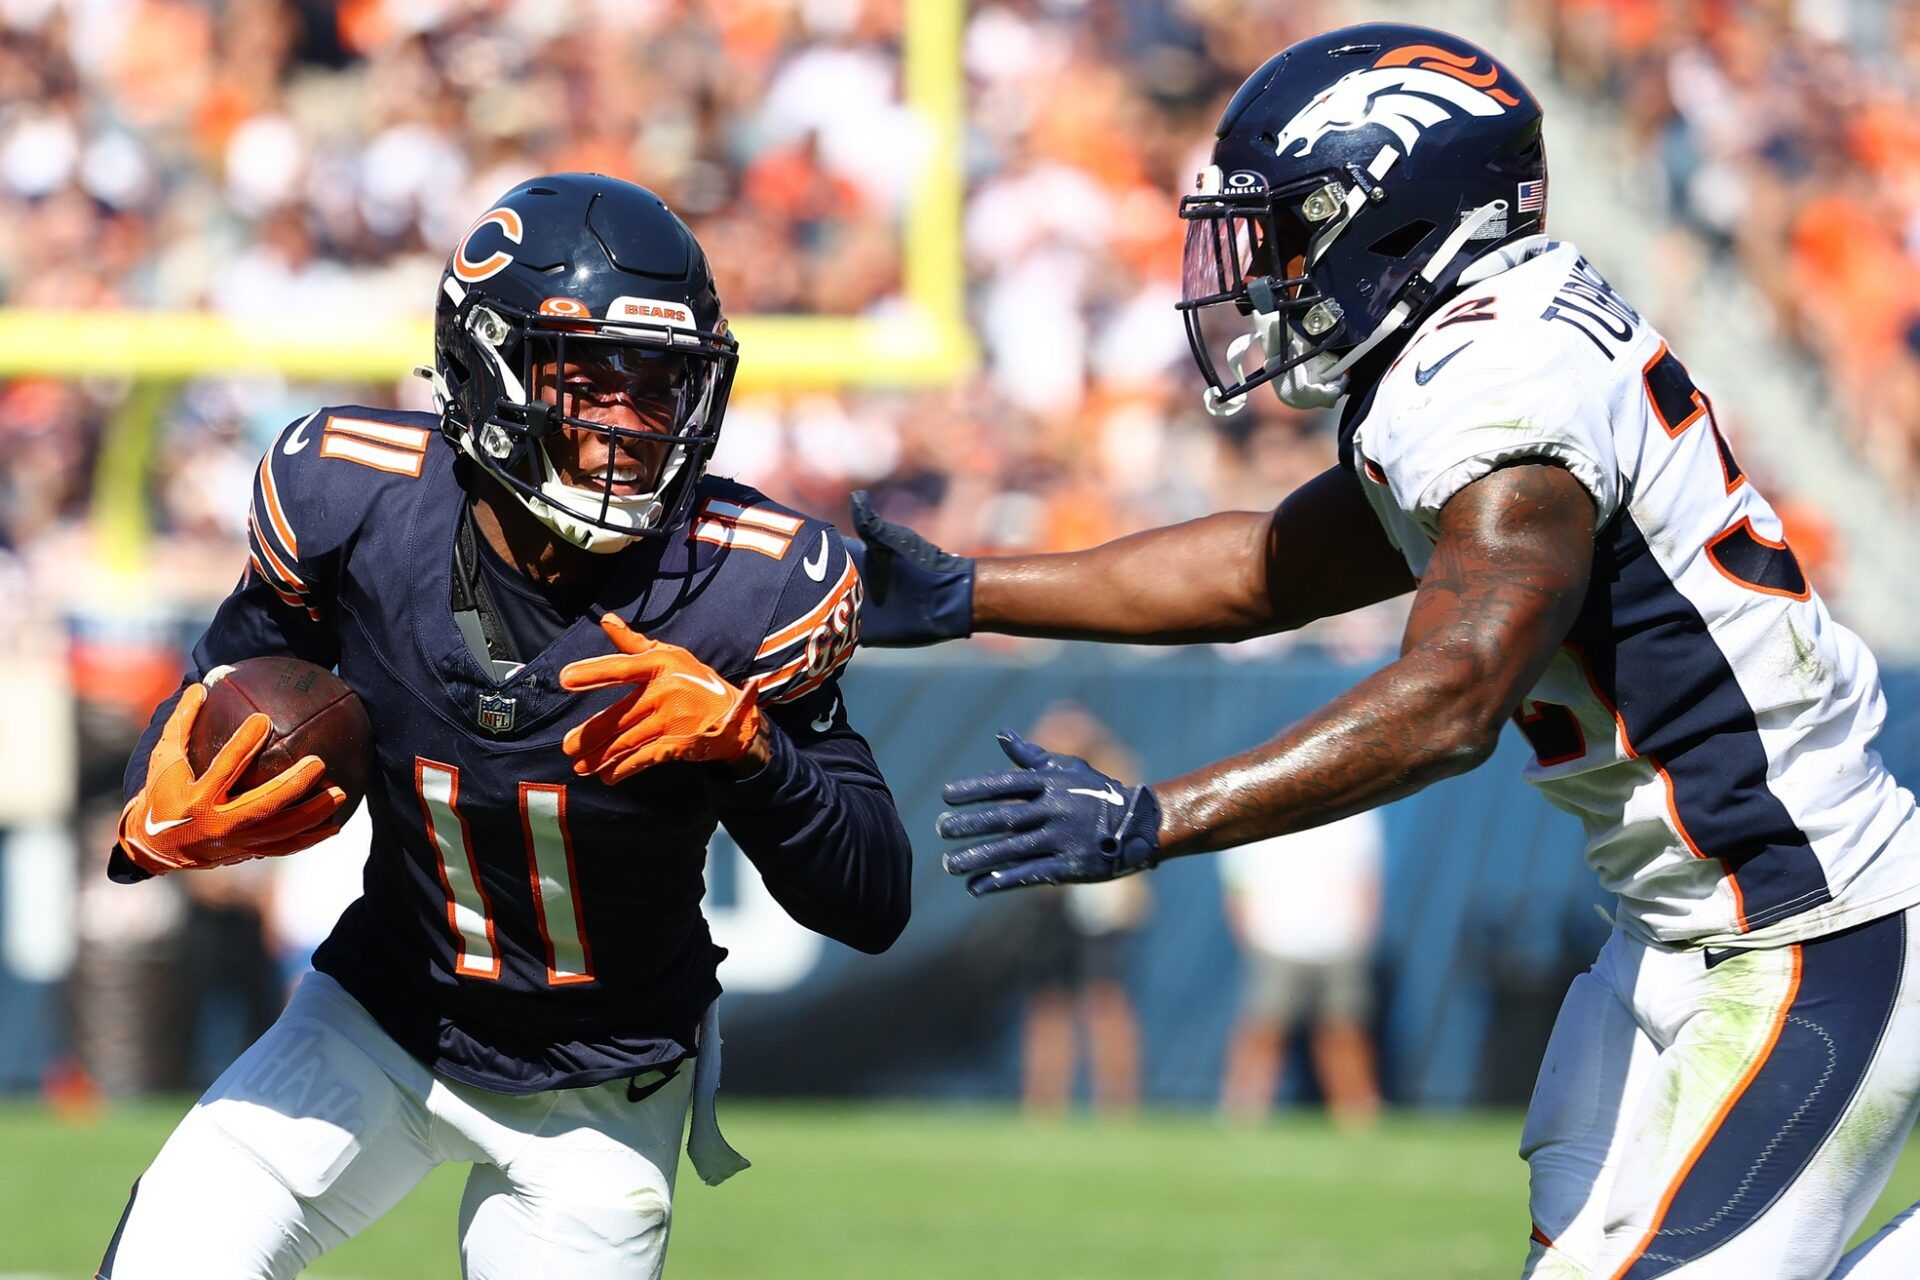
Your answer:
[186,657,372,813]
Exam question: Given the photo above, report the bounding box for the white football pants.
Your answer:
[98,971,701,1279]
[1522,904,1920,1279]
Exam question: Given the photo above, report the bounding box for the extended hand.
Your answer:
[847,491,974,647]
[119,683,348,874]
[560,614,764,783]
[937,731,1161,897]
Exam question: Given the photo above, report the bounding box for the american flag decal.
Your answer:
[1517,179,1546,213]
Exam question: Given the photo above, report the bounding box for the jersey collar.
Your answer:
[1455,233,1558,288]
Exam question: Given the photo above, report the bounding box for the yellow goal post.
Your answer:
[1,0,973,568]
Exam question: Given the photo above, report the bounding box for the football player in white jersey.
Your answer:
[852,23,1920,1280]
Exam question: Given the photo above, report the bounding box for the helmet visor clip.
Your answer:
[1300,183,1345,223]
[1302,300,1343,336]
[478,420,514,461]
[469,305,511,348]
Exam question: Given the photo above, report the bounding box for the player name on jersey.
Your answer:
[1347,238,1920,948]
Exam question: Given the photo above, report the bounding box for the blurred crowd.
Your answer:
[2,0,1910,662]
[15,0,1885,1106]
[0,0,1391,670]
[0,0,1365,1100]
[1525,0,1920,495]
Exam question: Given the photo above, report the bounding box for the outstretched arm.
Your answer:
[853,465,1415,647]
[938,462,1594,893]
[978,465,1417,642]
[1156,462,1592,855]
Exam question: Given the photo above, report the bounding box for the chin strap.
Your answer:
[413,364,452,416]
[1204,311,1347,416]
[1204,323,1270,417]
[528,441,683,554]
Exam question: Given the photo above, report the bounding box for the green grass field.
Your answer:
[8,1101,1920,1278]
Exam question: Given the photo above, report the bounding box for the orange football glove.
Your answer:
[560,614,764,784]
[118,682,349,874]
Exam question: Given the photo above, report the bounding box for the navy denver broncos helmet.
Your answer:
[421,173,739,551]
[1179,24,1546,413]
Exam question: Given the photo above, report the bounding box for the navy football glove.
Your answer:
[938,731,1162,897]
[847,491,974,647]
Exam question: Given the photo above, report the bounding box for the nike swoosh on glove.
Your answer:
[847,490,974,647]
[937,730,1161,897]
[560,614,764,783]
[119,682,348,874]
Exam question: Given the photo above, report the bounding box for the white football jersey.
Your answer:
[1349,236,1920,947]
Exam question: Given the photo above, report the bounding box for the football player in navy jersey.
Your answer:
[855,24,1920,1280]
[98,173,911,1279]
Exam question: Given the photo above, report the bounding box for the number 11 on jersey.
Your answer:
[415,759,596,986]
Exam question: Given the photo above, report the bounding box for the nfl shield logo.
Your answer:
[477,693,516,734]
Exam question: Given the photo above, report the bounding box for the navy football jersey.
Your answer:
[115,406,911,1093]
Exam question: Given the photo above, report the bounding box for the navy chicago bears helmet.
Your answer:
[421,173,739,551]
[1179,24,1546,413]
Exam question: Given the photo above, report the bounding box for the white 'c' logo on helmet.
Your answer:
[453,208,523,283]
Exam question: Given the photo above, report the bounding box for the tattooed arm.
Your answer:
[1152,462,1594,858]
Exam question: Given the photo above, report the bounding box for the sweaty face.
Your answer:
[531,350,694,497]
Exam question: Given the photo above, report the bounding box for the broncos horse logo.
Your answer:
[1273,45,1521,159]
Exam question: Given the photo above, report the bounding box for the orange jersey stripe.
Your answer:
[248,553,303,610]
[756,560,857,658]
[247,552,319,620]
[750,637,857,706]
[257,452,299,557]
[1562,642,1741,927]
[1565,642,1703,853]
[248,511,307,592]
[1605,946,1802,1280]
[748,652,808,697]
[771,655,847,705]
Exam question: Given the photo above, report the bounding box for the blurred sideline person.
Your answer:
[68,804,185,1098]
[856,24,1920,1280]
[96,174,910,1280]
[172,857,281,1086]
[1018,703,1149,1116]
[64,609,190,1097]
[1218,812,1382,1130]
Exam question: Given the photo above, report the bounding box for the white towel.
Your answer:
[686,1001,750,1186]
